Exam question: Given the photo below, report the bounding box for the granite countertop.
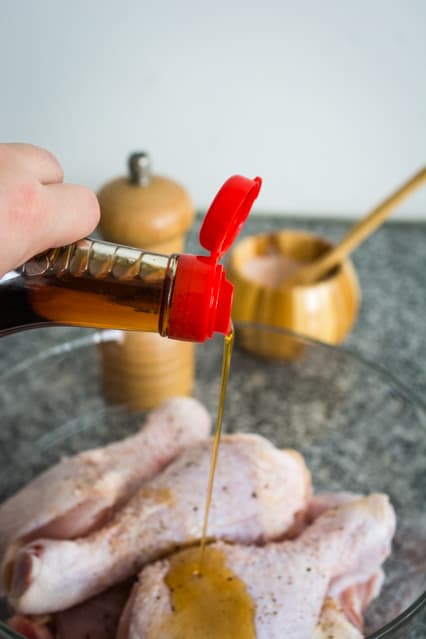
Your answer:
[1,215,424,399]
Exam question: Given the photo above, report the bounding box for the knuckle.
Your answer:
[23,143,64,183]
[40,146,64,182]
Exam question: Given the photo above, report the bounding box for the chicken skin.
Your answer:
[328,567,384,631]
[0,396,211,564]
[6,434,311,614]
[117,494,395,639]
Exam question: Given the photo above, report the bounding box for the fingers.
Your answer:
[0,181,100,273]
[42,182,100,247]
[0,143,100,276]
[1,143,64,185]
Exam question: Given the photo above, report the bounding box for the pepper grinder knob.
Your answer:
[128,151,151,186]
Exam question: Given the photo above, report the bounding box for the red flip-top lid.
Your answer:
[168,175,262,342]
[199,175,262,261]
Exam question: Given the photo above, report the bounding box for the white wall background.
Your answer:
[0,0,425,219]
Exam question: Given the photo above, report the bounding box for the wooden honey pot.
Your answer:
[97,152,196,410]
[227,230,360,359]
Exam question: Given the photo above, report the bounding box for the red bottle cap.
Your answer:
[168,175,262,342]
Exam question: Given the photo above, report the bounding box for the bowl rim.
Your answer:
[234,322,426,412]
[0,322,424,638]
[1,324,425,414]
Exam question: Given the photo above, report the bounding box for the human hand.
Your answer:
[0,143,100,277]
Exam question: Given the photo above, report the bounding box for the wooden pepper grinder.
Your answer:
[97,151,195,411]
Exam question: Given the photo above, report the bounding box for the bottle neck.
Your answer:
[0,239,179,337]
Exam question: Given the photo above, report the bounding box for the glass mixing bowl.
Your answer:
[0,323,425,638]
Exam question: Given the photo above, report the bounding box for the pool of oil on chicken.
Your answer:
[162,327,256,637]
[163,545,255,638]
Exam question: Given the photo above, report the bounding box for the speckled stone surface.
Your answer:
[0,216,425,637]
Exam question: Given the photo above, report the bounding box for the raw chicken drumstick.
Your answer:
[6,492,384,639]
[117,494,395,639]
[0,396,211,563]
[6,434,311,614]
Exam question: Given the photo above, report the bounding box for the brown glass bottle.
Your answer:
[0,174,263,342]
[0,238,178,338]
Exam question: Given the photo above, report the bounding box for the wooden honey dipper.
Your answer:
[283,167,426,287]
